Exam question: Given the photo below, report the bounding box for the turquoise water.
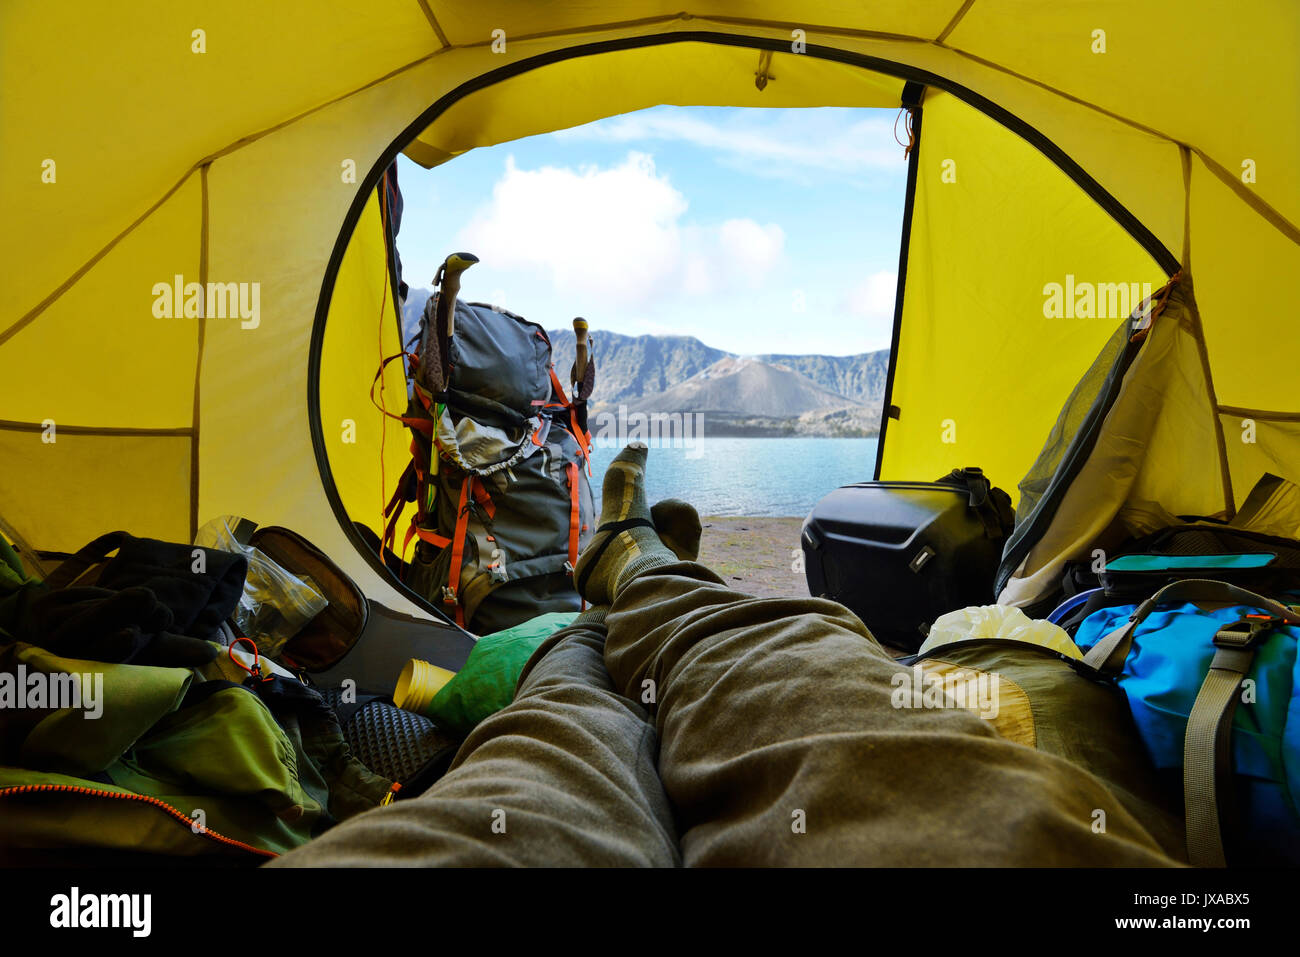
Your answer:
[589,436,879,518]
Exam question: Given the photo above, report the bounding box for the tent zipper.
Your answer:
[0,783,278,859]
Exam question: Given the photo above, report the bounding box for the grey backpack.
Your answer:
[384,296,595,634]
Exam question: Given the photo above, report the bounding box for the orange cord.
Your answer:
[894,107,916,157]
[227,636,272,682]
[1129,271,1181,343]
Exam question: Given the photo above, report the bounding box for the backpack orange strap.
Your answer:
[546,365,591,462]
[381,460,417,557]
[407,524,451,551]
[570,407,591,461]
[443,477,472,627]
[469,477,496,519]
[547,366,570,406]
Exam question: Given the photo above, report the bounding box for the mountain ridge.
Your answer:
[401,286,886,436]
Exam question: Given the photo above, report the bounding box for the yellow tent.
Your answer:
[2,2,1297,624]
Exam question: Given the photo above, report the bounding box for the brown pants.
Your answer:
[275,562,1178,867]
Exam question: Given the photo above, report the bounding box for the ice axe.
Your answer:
[419,251,477,394]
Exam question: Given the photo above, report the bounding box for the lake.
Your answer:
[588,436,880,518]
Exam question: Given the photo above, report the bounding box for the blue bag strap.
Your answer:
[1079,578,1300,674]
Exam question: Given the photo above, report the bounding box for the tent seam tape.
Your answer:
[192,163,210,542]
[1217,406,1300,423]
[414,0,451,47]
[1191,310,1235,516]
[1180,145,1233,514]
[0,167,198,348]
[196,50,450,166]
[935,0,976,43]
[445,14,932,50]
[936,42,1300,247]
[0,421,191,436]
[1191,147,1300,245]
[936,42,1183,142]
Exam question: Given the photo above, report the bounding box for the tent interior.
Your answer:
[3,3,1298,636]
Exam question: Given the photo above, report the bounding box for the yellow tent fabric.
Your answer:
[2,2,1296,618]
[882,87,1168,497]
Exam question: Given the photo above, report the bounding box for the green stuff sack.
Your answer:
[426,611,578,736]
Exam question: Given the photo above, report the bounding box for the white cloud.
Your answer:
[682,218,785,296]
[457,152,784,308]
[556,108,903,181]
[843,269,897,321]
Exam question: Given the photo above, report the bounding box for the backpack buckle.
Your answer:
[441,586,458,606]
[1214,614,1280,649]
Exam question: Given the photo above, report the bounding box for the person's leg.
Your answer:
[273,618,679,867]
[583,444,1179,867]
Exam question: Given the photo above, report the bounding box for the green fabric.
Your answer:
[107,686,322,844]
[0,538,39,642]
[0,688,319,857]
[426,611,578,736]
[0,639,391,858]
[922,641,1187,861]
[6,643,192,775]
[195,647,392,821]
[0,536,27,591]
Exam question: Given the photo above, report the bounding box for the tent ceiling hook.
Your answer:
[754,49,775,91]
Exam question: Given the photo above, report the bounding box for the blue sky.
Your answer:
[395,105,908,356]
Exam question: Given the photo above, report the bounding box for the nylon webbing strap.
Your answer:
[1080,578,1300,673]
[1079,618,1138,673]
[1184,657,1251,868]
[42,531,129,590]
[444,478,472,627]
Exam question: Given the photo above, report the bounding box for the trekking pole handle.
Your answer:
[435,252,479,340]
[573,317,589,385]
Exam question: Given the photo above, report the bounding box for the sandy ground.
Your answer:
[696,516,811,599]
